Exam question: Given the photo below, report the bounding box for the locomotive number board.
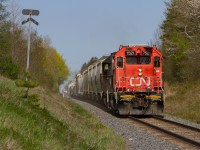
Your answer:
[142,50,152,56]
[125,51,135,56]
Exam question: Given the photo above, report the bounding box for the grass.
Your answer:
[31,87,126,150]
[165,81,200,123]
[0,78,126,150]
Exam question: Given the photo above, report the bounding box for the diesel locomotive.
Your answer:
[67,45,164,115]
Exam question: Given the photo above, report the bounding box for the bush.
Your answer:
[0,60,19,79]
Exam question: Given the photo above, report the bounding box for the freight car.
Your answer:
[66,80,76,96]
[68,45,164,115]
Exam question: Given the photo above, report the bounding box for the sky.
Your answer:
[17,0,168,73]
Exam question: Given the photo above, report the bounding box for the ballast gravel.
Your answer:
[164,115,200,130]
[70,98,184,150]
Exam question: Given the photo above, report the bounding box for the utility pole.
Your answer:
[21,9,39,99]
[22,9,39,80]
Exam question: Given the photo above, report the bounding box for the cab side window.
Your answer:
[154,56,160,67]
[117,57,123,68]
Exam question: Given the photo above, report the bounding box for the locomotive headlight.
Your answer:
[138,68,142,72]
[139,72,142,76]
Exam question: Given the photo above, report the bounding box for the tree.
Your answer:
[0,0,9,25]
[0,0,19,79]
[8,0,25,62]
[151,26,162,50]
[0,0,70,91]
[161,0,200,81]
[28,33,70,91]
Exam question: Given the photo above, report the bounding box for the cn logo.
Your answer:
[130,77,150,87]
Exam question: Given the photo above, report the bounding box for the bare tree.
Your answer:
[42,35,52,49]
[8,0,24,60]
[152,26,163,50]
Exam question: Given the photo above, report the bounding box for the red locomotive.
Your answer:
[68,45,164,115]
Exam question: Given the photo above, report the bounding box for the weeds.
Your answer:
[165,81,200,123]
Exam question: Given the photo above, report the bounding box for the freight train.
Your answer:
[67,45,164,115]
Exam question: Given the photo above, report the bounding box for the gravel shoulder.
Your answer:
[69,98,185,150]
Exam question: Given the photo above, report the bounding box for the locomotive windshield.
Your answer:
[140,56,151,64]
[126,56,137,64]
[126,56,151,64]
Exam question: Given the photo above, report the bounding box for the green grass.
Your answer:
[165,81,200,123]
[0,78,126,150]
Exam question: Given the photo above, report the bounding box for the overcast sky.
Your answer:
[17,0,167,73]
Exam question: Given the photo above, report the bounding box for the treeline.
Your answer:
[161,0,200,82]
[80,57,98,73]
[0,1,70,91]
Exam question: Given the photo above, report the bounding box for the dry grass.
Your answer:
[30,87,75,125]
[165,81,200,123]
[0,76,9,81]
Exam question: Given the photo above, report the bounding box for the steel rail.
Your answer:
[153,116,200,132]
[129,116,200,148]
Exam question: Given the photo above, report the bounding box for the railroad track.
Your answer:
[72,97,200,149]
[128,116,200,149]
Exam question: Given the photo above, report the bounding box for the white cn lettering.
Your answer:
[130,77,150,87]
